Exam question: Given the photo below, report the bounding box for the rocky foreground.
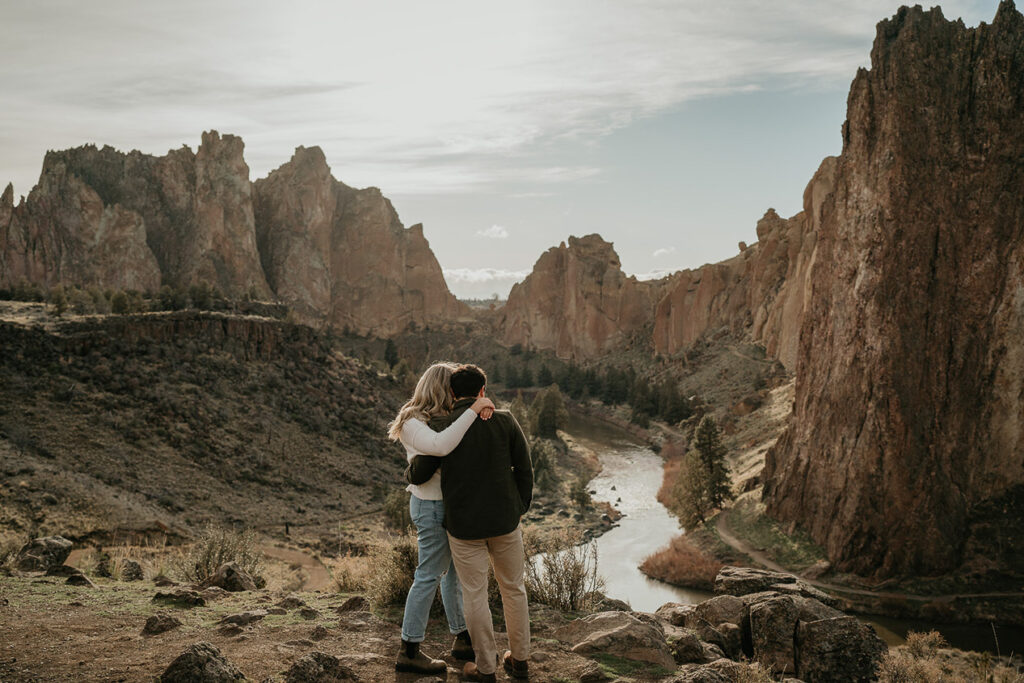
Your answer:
[5,536,1022,682]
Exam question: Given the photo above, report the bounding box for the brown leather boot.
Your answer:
[451,629,474,660]
[460,661,496,682]
[502,650,529,679]
[395,640,446,674]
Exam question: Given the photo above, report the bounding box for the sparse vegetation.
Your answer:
[524,528,604,611]
[529,384,569,438]
[383,490,412,531]
[171,525,264,584]
[365,534,418,607]
[878,630,1024,683]
[639,533,724,590]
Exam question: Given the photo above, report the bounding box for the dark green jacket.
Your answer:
[409,398,532,540]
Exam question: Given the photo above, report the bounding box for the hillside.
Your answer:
[0,302,406,549]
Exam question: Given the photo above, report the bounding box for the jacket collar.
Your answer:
[452,397,477,410]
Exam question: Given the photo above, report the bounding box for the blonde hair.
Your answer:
[387,362,458,441]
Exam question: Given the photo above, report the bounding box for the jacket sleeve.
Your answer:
[401,410,476,457]
[509,415,533,514]
[405,454,443,486]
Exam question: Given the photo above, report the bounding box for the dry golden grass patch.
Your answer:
[639,533,724,591]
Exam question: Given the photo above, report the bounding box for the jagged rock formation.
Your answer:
[253,146,465,335]
[499,234,664,359]
[0,133,462,335]
[763,1,1024,577]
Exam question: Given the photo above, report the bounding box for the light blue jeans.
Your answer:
[401,495,467,642]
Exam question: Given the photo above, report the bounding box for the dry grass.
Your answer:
[169,525,264,584]
[639,533,724,590]
[734,662,775,682]
[524,527,604,611]
[877,631,1024,683]
[365,534,419,607]
[328,552,374,593]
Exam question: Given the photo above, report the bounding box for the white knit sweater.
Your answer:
[401,409,477,501]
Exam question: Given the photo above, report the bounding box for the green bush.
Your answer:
[384,490,412,531]
[524,528,603,611]
[366,534,418,607]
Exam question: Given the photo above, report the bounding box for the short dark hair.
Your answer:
[450,364,487,399]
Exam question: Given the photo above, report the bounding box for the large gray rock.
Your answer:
[553,610,675,668]
[668,629,707,664]
[200,562,257,592]
[655,602,694,627]
[160,642,245,682]
[121,559,144,582]
[795,616,886,682]
[218,610,267,627]
[143,613,183,636]
[693,595,746,627]
[749,595,799,674]
[282,651,358,681]
[15,536,73,572]
[715,566,797,596]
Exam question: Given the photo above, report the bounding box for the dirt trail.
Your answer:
[715,514,1023,602]
[259,544,332,591]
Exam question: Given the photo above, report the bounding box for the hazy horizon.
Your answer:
[1,0,1000,298]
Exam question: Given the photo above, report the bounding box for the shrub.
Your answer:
[570,477,591,508]
[529,385,568,438]
[531,438,560,492]
[171,525,264,583]
[905,630,947,659]
[366,534,418,607]
[383,490,412,531]
[524,528,604,611]
[331,552,374,593]
[876,650,946,683]
[639,533,723,590]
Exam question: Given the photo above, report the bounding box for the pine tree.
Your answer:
[537,364,553,387]
[49,285,67,317]
[672,450,710,528]
[509,391,531,439]
[692,416,732,509]
[520,365,534,387]
[529,385,568,438]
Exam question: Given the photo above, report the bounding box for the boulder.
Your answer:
[553,610,675,669]
[714,566,796,596]
[121,559,144,582]
[693,594,745,627]
[748,595,799,674]
[200,562,257,592]
[299,607,321,620]
[670,667,731,683]
[277,595,307,610]
[160,642,245,682]
[668,629,707,664]
[717,623,743,660]
[794,616,886,682]
[655,602,694,627]
[15,536,73,572]
[143,613,183,635]
[282,651,358,682]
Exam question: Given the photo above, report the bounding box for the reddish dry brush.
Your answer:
[639,533,724,591]
[656,440,686,511]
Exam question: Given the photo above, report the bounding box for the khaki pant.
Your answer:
[447,525,530,675]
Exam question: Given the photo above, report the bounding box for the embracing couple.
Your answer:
[387,362,533,682]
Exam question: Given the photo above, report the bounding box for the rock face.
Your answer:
[253,146,465,335]
[763,2,1024,576]
[0,134,464,336]
[500,235,665,359]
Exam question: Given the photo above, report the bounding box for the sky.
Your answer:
[0,0,1001,298]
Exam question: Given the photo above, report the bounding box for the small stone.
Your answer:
[153,590,206,608]
[199,562,257,592]
[66,574,95,587]
[311,624,329,640]
[159,642,245,682]
[298,607,320,620]
[143,613,183,635]
[45,564,84,577]
[277,595,307,610]
[335,595,369,612]
[268,607,288,615]
[154,576,178,587]
[219,610,267,627]
[121,559,144,582]
[281,651,358,682]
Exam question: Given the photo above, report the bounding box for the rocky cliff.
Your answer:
[253,146,465,335]
[763,1,1024,577]
[0,134,462,335]
[499,234,664,359]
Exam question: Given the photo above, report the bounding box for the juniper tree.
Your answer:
[530,384,568,438]
[692,415,732,509]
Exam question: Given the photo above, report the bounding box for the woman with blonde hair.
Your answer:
[388,361,494,675]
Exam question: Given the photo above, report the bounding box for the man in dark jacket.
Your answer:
[407,364,532,682]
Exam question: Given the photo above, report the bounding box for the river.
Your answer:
[566,412,1023,656]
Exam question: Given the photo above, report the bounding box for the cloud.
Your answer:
[477,224,510,239]
[443,267,530,284]
[653,246,676,257]
[0,0,998,196]
[633,268,676,281]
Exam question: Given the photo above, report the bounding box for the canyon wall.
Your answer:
[499,234,665,359]
[763,2,1024,577]
[0,134,462,336]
